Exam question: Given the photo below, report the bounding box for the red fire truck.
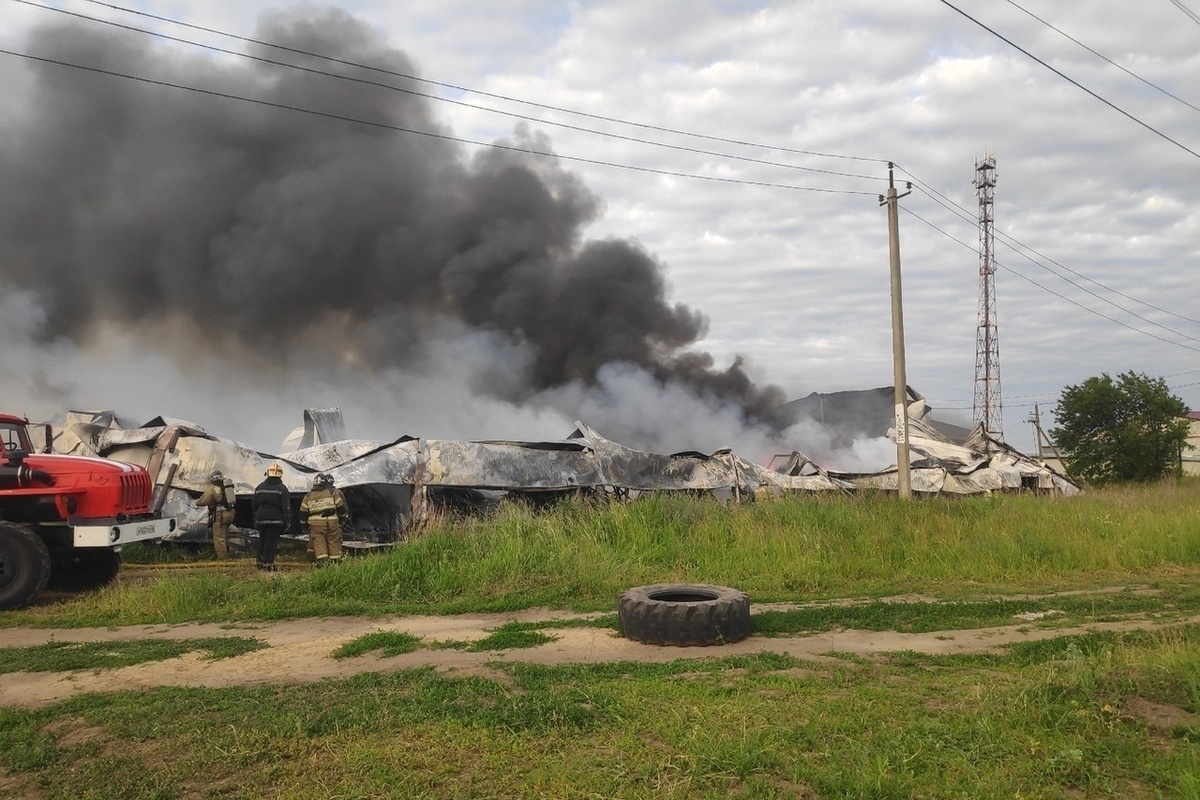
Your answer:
[0,413,176,609]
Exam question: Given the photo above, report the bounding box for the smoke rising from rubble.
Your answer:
[0,7,884,465]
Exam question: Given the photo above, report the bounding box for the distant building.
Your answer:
[784,386,973,447]
[1033,440,1069,476]
[1184,411,1200,477]
[1037,410,1200,478]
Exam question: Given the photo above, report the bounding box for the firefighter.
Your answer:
[299,472,350,566]
[195,470,235,560]
[252,463,291,571]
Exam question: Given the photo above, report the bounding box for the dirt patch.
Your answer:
[44,717,108,748]
[0,768,44,800]
[1124,697,1200,731]
[3,606,1197,709]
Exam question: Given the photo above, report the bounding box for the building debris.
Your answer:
[44,394,1080,547]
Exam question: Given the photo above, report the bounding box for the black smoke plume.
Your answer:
[0,7,792,438]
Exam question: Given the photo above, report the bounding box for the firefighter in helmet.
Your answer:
[252,463,292,571]
[299,472,351,566]
[195,470,235,560]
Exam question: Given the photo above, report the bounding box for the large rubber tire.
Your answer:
[48,549,122,592]
[0,522,52,610]
[617,583,751,646]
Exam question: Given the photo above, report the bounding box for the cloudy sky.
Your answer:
[1,0,1197,465]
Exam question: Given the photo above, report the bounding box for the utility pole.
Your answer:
[1027,403,1058,463]
[1026,405,1045,459]
[880,163,913,498]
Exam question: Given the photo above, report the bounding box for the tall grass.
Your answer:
[7,480,1199,626]
[2,481,1199,798]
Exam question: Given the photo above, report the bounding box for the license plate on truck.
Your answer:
[73,516,178,548]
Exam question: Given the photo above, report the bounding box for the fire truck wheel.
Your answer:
[48,549,122,592]
[617,583,751,646]
[0,522,52,610]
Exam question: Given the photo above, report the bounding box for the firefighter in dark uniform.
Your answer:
[195,470,235,559]
[300,472,350,566]
[252,463,291,571]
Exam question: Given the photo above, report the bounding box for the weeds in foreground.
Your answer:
[0,484,1197,797]
[8,482,1199,628]
[1,628,1198,799]
[0,637,265,674]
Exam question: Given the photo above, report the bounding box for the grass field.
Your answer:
[1,481,1198,798]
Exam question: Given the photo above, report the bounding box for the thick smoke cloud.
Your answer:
[0,7,797,442]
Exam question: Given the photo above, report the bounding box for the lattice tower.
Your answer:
[972,155,1003,439]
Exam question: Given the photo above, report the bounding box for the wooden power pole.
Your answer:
[881,163,913,498]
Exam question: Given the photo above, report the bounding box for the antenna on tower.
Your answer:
[972,154,1003,439]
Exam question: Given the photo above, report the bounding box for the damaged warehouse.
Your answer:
[45,395,1079,550]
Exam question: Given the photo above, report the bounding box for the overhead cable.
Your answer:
[13,0,881,183]
[1167,0,1200,26]
[900,207,1200,354]
[896,166,1200,328]
[0,47,876,196]
[71,0,883,166]
[1003,0,1200,115]
[937,0,1200,161]
[12,0,1196,354]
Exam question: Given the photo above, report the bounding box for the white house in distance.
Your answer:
[1185,411,1200,477]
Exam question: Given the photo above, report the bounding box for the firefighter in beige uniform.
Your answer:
[299,473,350,565]
[195,470,235,559]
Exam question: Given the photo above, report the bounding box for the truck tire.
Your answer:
[617,583,751,646]
[0,522,52,610]
[48,549,122,592]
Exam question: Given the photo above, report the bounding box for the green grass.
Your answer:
[466,621,558,652]
[1,481,1199,798]
[1,630,1198,798]
[0,637,266,673]
[332,632,423,659]
[8,480,1199,628]
[752,585,1200,636]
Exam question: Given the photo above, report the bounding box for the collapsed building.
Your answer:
[46,390,1080,548]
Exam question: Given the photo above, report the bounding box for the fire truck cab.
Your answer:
[0,413,176,609]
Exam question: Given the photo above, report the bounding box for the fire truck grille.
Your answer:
[121,472,152,510]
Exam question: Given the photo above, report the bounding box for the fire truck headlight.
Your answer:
[110,527,120,543]
[65,497,78,515]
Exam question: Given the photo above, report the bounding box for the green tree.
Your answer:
[1051,371,1189,485]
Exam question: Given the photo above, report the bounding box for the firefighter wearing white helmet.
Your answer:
[195,469,236,559]
[252,463,292,571]
[300,472,350,566]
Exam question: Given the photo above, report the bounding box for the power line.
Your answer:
[1167,0,1200,26]
[897,166,1200,328]
[905,183,1200,342]
[1003,0,1200,115]
[937,0,1200,161]
[13,0,882,184]
[72,0,884,167]
[13,0,1198,355]
[0,47,876,197]
[38,0,1199,321]
[900,206,1200,354]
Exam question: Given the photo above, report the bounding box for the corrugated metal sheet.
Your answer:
[47,401,1081,545]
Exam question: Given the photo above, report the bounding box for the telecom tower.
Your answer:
[972,155,1003,439]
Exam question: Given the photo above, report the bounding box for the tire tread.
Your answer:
[617,583,750,647]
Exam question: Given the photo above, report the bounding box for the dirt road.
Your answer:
[4,603,1190,709]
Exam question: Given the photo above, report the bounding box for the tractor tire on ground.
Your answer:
[617,583,750,647]
[0,522,52,610]
[48,549,122,592]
